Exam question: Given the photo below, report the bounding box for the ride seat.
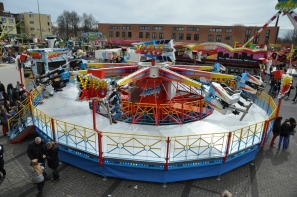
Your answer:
[224,87,241,96]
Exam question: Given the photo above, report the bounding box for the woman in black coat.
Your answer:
[270,116,282,147]
[44,142,60,182]
[278,119,291,150]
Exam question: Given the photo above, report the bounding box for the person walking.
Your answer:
[0,144,6,183]
[292,82,297,102]
[270,116,282,147]
[278,119,291,151]
[29,159,45,197]
[286,117,296,149]
[27,137,49,180]
[44,141,60,182]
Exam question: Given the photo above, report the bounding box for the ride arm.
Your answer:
[169,67,234,81]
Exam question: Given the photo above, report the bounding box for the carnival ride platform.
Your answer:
[27,82,276,183]
[36,83,268,138]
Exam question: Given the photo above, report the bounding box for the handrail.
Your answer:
[14,85,276,166]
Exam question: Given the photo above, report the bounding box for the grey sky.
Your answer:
[2,0,296,37]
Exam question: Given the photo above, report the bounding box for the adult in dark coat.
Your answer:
[278,119,291,150]
[270,116,282,147]
[27,137,48,179]
[0,144,6,182]
[0,81,5,93]
[44,142,60,182]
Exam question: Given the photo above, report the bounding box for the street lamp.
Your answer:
[37,0,42,39]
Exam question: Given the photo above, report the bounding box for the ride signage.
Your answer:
[276,0,297,10]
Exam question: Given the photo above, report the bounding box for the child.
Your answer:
[29,159,45,197]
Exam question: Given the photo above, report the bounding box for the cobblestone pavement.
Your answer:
[0,76,297,197]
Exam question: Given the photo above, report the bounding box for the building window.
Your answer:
[216,35,222,42]
[109,31,113,37]
[116,31,120,37]
[140,26,150,30]
[254,29,259,37]
[159,33,164,39]
[208,35,213,41]
[122,32,126,38]
[1,18,6,23]
[30,27,35,31]
[29,13,34,18]
[9,19,13,24]
[253,37,259,44]
[152,32,157,39]
[210,28,222,32]
[244,29,252,43]
[173,27,184,31]
[30,21,34,24]
[226,28,232,33]
[186,34,191,40]
[128,32,132,38]
[179,33,184,40]
[47,22,50,26]
[245,29,251,36]
[139,32,143,38]
[187,27,199,31]
[109,26,119,29]
[47,16,50,20]
[153,26,163,30]
[31,34,35,37]
[145,32,150,38]
[123,26,132,30]
[194,34,199,41]
[264,30,270,44]
[172,33,176,39]
[225,36,232,40]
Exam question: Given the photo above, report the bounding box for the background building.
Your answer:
[98,23,279,46]
[0,11,17,35]
[0,2,53,39]
[22,12,52,39]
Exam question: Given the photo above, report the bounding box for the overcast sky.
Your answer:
[2,0,296,37]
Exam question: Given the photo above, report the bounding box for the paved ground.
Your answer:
[0,75,297,197]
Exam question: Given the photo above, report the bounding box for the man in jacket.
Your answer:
[27,137,49,180]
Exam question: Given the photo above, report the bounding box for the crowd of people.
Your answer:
[0,81,27,136]
[1,137,60,197]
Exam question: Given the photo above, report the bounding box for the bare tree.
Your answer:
[56,11,72,39]
[277,30,297,45]
[233,24,245,26]
[81,13,98,32]
[69,11,81,36]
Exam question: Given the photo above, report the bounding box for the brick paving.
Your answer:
[1,76,297,197]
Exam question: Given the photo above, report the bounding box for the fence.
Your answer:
[8,87,277,170]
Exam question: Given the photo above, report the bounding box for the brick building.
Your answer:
[98,23,279,45]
